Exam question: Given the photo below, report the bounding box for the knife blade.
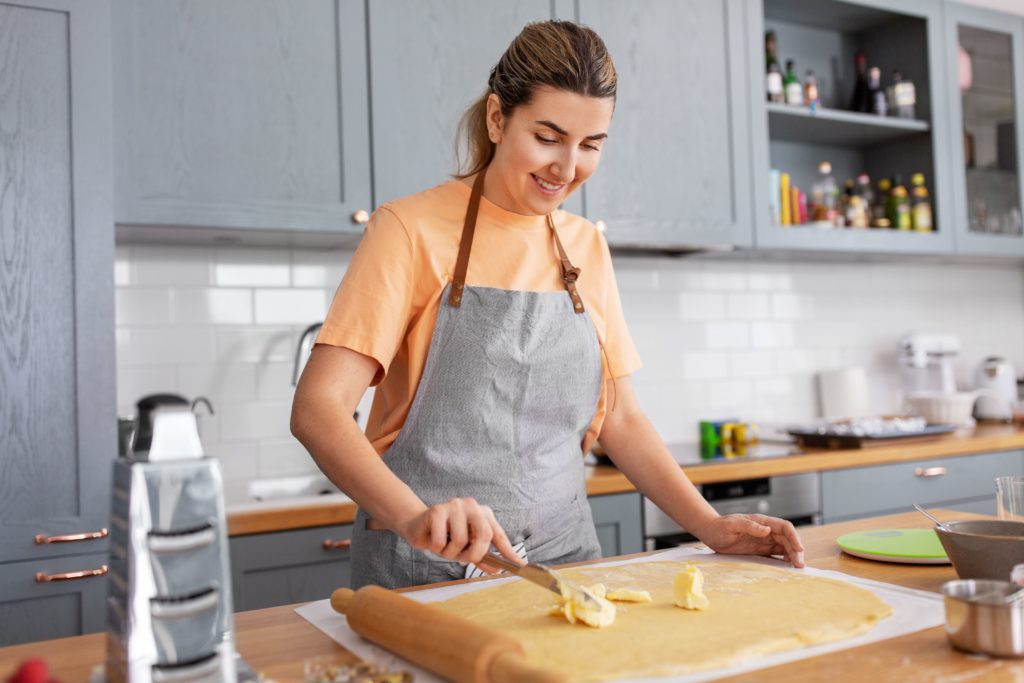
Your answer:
[477,553,604,609]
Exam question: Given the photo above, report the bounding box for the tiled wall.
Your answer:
[115,245,1024,500]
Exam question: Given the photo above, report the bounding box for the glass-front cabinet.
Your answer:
[945,3,1024,256]
[749,0,956,255]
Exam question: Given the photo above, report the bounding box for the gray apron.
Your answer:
[350,170,603,589]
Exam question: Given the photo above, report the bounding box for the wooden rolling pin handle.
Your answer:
[329,585,566,683]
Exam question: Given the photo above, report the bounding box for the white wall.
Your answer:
[114,245,1024,501]
[958,0,1024,15]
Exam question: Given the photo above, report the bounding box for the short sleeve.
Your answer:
[316,207,415,386]
[600,238,642,379]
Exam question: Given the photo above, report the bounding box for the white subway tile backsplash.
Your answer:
[174,289,253,325]
[254,289,328,325]
[217,326,295,364]
[683,352,730,380]
[727,293,771,319]
[704,321,750,349]
[679,292,726,320]
[114,244,1024,502]
[292,249,349,288]
[134,246,213,286]
[116,289,173,326]
[215,248,290,287]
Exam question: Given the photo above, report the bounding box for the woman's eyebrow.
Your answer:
[535,120,608,141]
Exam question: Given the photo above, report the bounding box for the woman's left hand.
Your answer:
[696,514,806,568]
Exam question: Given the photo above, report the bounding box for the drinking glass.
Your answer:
[995,476,1024,521]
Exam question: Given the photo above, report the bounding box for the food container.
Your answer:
[943,579,1024,657]
[905,391,978,426]
[935,520,1024,580]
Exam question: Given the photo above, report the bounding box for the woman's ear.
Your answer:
[485,93,505,144]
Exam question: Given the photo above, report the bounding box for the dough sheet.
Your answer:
[435,560,893,681]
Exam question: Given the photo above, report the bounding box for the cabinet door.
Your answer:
[576,0,753,249]
[945,3,1024,256]
[0,0,116,564]
[113,0,372,236]
[0,553,109,646]
[366,1,575,209]
[588,493,644,557]
[229,525,353,611]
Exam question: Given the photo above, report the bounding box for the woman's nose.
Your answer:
[550,150,576,184]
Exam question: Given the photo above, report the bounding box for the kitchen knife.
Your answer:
[477,552,604,609]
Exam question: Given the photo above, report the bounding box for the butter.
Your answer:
[606,587,653,603]
[673,566,709,610]
[551,582,617,628]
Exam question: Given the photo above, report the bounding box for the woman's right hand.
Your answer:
[399,497,523,571]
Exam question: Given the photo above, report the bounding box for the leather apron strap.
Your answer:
[448,169,586,314]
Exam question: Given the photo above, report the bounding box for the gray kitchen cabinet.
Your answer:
[0,553,110,646]
[229,524,353,611]
[577,0,755,250]
[588,493,644,557]
[749,0,957,255]
[0,0,116,645]
[944,2,1024,256]
[821,450,1023,523]
[366,1,583,215]
[112,0,372,242]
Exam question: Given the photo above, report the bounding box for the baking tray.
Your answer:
[788,423,958,449]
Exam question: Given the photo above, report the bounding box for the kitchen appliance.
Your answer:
[975,356,1017,421]
[644,468,820,549]
[900,333,960,397]
[107,393,237,683]
[836,529,950,564]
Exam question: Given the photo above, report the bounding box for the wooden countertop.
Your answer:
[228,424,1024,536]
[2,509,1017,682]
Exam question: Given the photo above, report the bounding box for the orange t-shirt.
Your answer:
[317,179,642,455]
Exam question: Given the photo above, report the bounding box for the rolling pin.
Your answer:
[331,586,567,683]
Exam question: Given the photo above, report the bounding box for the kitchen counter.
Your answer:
[227,424,1024,535]
[2,508,1017,682]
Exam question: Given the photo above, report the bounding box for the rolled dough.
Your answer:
[434,560,893,681]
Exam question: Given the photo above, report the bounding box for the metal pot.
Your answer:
[943,579,1024,657]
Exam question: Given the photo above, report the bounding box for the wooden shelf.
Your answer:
[767,103,930,147]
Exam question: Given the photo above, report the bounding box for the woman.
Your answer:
[291,20,805,589]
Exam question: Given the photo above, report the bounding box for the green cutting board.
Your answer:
[836,529,950,564]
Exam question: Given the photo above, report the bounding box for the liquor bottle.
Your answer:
[804,70,821,112]
[874,178,892,227]
[889,70,917,119]
[784,60,803,106]
[765,31,784,103]
[910,173,933,231]
[810,161,838,226]
[856,172,872,223]
[887,174,912,230]
[840,179,855,226]
[868,66,887,116]
[850,51,869,112]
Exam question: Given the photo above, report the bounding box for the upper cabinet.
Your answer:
[367,1,570,210]
[749,0,956,255]
[577,0,755,250]
[944,3,1024,256]
[112,0,372,242]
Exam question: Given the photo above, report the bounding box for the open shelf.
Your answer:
[767,104,930,147]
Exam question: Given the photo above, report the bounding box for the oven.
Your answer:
[643,472,822,550]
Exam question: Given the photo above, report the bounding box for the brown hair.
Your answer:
[454,20,617,178]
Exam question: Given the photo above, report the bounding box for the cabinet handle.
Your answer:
[35,528,109,545]
[914,466,947,478]
[352,209,370,225]
[323,538,352,550]
[35,565,109,583]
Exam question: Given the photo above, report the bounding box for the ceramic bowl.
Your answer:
[905,392,978,426]
[935,520,1024,581]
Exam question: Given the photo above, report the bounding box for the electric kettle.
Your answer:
[974,357,1017,421]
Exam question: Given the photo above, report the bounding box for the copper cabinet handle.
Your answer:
[35,528,109,545]
[914,466,947,478]
[35,565,109,583]
[322,538,352,550]
[352,209,370,225]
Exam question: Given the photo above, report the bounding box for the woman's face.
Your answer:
[485,86,613,216]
